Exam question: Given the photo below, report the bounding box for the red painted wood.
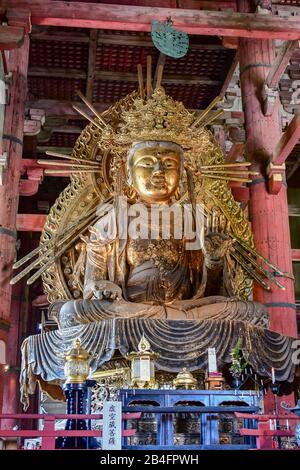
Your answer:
[0,36,29,321]
[0,25,24,50]
[230,184,249,204]
[3,1,300,39]
[239,35,297,338]
[292,249,300,261]
[16,214,46,232]
[0,429,136,437]
[226,143,245,162]
[235,412,298,420]
[0,412,140,450]
[0,412,141,419]
[0,35,29,419]
[239,428,294,436]
[266,40,299,89]
[6,8,32,34]
[19,180,40,196]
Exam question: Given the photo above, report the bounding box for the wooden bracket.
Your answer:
[262,83,279,117]
[0,151,8,185]
[266,162,286,195]
[0,8,31,50]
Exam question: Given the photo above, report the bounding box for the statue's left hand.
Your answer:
[204,210,235,263]
[204,233,235,261]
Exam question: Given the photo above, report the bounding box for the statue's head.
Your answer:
[127,140,183,204]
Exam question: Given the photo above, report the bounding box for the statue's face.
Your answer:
[130,145,181,203]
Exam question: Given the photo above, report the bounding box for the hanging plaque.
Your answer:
[151,18,189,58]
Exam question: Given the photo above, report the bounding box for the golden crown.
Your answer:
[115,87,195,149]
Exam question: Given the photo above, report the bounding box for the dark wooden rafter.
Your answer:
[30,30,229,50]
[28,100,244,123]
[28,67,221,86]
[86,29,98,101]
[3,1,300,39]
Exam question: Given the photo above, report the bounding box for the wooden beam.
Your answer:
[26,99,109,119]
[0,25,24,50]
[6,7,31,34]
[16,214,46,232]
[31,30,228,50]
[86,29,98,101]
[28,67,221,86]
[28,67,86,79]
[266,40,299,89]
[4,2,300,39]
[27,99,245,122]
[272,110,300,165]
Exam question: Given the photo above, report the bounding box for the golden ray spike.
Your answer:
[200,162,252,169]
[234,244,285,290]
[76,90,107,127]
[38,160,101,170]
[146,55,152,99]
[45,151,101,166]
[137,64,145,99]
[11,198,111,281]
[45,169,98,175]
[192,96,222,127]
[156,63,164,89]
[13,241,50,269]
[11,213,99,285]
[202,170,258,176]
[26,198,114,285]
[200,109,224,128]
[10,252,48,285]
[231,251,271,290]
[72,104,104,131]
[234,236,284,276]
[203,175,252,183]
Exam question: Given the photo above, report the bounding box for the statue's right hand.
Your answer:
[92,281,122,301]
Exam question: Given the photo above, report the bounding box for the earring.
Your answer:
[174,186,181,201]
[127,184,137,201]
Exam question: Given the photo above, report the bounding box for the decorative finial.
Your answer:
[138,335,151,352]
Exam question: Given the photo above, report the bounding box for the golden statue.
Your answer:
[15,80,295,408]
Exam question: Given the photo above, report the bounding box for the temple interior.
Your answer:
[1,0,300,453]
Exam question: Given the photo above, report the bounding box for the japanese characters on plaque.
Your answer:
[102,401,122,450]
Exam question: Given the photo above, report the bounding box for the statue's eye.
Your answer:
[163,159,176,169]
[139,158,154,167]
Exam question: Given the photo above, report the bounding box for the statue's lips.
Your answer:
[150,175,167,188]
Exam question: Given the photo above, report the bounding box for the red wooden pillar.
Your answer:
[0,36,30,415]
[238,2,297,339]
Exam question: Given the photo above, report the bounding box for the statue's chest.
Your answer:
[126,238,183,270]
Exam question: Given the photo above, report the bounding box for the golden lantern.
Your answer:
[126,335,160,389]
[63,338,91,384]
[173,368,197,390]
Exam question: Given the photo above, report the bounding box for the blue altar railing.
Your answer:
[119,389,261,450]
